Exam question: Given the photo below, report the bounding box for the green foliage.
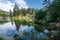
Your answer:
[9,10,13,17]
[43,0,60,22]
[56,31,60,36]
[34,0,60,32]
[0,10,8,17]
[0,37,3,40]
[33,0,60,40]
[34,9,48,32]
[20,9,26,16]
[13,3,20,16]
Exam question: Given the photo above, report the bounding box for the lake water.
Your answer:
[0,22,33,36]
[0,20,49,40]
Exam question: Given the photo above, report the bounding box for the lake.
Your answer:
[0,18,49,40]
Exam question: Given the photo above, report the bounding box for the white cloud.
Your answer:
[0,0,28,12]
[0,0,14,12]
[15,0,28,9]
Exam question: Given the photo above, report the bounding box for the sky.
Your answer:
[25,0,45,9]
[0,0,44,12]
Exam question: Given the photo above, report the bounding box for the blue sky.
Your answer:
[0,0,44,12]
[25,0,44,9]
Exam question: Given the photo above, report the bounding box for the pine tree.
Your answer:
[13,3,20,16]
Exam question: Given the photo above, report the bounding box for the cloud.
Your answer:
[0,0,14,12]
[15,0,28,9]
[0,0,28,12]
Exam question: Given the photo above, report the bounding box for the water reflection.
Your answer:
[0,18,49,40]
[0,22,16,36]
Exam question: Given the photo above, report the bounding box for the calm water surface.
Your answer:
[0,20,49,40]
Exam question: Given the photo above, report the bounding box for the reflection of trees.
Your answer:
[14,20,20,31]
[11,19,20,40]
[13,34,21,40]
[0,17,9,24]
